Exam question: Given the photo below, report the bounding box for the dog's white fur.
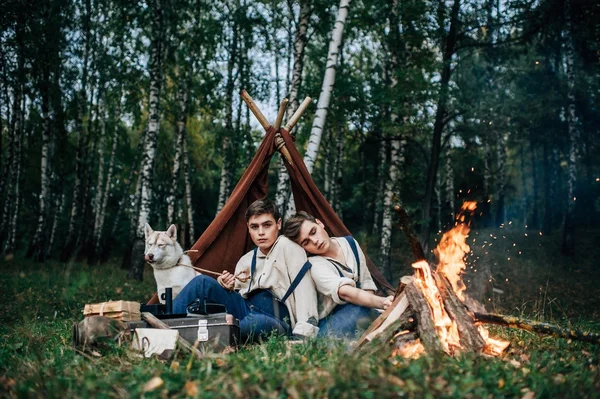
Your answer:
[144,223,199,304]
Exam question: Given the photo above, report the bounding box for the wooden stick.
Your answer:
[175,264,250,283]
[393,199,427,262]
[474,312,600,345]
[274,98,288,131]
[141,312,205,359]
[284,96,311,131]
[240,90,271,131]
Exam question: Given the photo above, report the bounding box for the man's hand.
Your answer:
[217,270,235,291]
[381,295,394,310]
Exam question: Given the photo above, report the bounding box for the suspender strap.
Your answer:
[327,259,349,277]
[248,248,258,291]
[344,236,361,288]
[281,260,312,303]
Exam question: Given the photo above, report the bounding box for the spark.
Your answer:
[524,233,528,237]
[509,221,512,225]
[487,199,491,203]
[505,278,509,282]
[539,232,543,236]
[535,61,539,64]
[471,167,474,172]
[507,257,511,260]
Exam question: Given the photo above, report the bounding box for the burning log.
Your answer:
[359,199,600,359]
[357,201,510,357]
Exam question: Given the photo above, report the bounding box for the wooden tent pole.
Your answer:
[240,90,271,131]
[284,97,312,131]
[274,99,295,167]
[274,98,288,131]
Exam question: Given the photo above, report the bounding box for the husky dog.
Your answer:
[144,223,199,304]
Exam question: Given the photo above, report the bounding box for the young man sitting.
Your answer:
[173,200,319,342]
[283,211,393,338]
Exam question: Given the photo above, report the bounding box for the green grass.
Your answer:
[1,229,600,398]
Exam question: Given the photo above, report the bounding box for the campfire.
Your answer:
[358,201,510,358]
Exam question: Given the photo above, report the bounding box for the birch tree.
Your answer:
[62,0,92,260]
[167,66,188,225]
[303,0,350,174]
[1,11,26,255]
[216,5,240,214]
[378,0,405,279]
[275,0,311,213]
[129,0,165,280]
[183,136,195,243]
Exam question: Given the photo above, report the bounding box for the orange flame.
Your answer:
[412,260,462,355]
[412,200,509,357]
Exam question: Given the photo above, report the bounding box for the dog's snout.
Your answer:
[145,253,154,261]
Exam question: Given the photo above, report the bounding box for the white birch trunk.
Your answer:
[379,138,401,280]
[91,101,107,253]
[130,0,164,280]
[378,0,404,277]
[167,83,187,224]
[332,123,344,216]
[94,104,120,257]
[64,0,92,254]
[49,190,66,255]
[183,136,195,242]
[275,0,311,213]
[372,135,387,235]
[216,137,231,214]
[216,16,238,215]
[30,78,51,259]
[136,8,163,238]
[303,0,350,174]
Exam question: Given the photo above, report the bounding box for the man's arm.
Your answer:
[338,285,393,310]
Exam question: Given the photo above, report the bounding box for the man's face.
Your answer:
[296,219,331,255]
[247,213,282,254]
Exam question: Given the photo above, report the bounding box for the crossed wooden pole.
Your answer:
[240,90,312,167]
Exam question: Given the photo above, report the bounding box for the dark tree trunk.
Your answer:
[420,0,460,252]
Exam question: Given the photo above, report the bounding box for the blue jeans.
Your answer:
[318,303,376,338]
[173,275,290,343]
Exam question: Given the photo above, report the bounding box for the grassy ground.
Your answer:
[1,228,599,398]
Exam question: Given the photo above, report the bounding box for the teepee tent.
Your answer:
[181,91,393,295]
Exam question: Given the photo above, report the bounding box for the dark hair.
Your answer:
[245,199,281,222]
[283,211,316,243]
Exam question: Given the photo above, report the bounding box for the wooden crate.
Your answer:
[83,300,141,321]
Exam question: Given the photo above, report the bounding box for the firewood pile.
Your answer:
[357,202,510,358]
[358,200,600,358]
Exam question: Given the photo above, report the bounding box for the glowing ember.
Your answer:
[392,339,425,359]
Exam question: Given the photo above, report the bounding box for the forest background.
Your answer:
[0,0,598,286]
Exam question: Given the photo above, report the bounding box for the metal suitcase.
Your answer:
[127,313,240,352]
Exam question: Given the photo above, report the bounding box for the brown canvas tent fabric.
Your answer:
[186,126,393,293]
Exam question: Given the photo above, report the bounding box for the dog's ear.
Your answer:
[144,223,153,240]
[166,224,177,240]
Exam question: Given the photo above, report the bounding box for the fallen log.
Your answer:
[474,312,600,345]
